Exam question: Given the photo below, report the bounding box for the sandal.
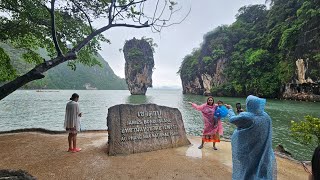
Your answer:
[213,147,218,150]
[72,148,82,152]
[67,148,73,152]
[198,145,203,149]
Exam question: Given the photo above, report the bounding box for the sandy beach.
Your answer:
[0,131,309,180]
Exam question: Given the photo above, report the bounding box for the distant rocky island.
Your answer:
[178,2,320,101]
[123,38,154,95]
[0,43,127,90]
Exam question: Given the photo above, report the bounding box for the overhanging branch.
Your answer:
[72,22,150,53]
[70,0,93,33]
[45,0,63,57]
[111,23,150,29]
[108,0,116,24]
[115,0,147,8]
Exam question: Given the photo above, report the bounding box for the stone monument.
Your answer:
[107,104,190,155]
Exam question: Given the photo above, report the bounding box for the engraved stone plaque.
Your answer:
[107,104,190,155]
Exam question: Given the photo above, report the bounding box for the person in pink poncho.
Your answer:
[188,96,223,150]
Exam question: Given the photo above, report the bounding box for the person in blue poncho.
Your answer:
[213,100,228,128]
[226,95,277,180]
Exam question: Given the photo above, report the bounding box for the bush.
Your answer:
[291,115,320,147]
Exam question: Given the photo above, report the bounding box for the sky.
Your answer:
[94,0,267,88]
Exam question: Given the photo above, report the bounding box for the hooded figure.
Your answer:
[228,95,277,180]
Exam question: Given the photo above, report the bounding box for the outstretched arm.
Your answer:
[188,102,205,111]
[226,105,253,129]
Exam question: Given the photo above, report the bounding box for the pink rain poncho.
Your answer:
[192,103,223,142]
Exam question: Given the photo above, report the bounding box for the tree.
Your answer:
[0,0,189,100]
[291,115,320,148]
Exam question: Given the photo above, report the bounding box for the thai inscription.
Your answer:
[107,104,190,155]
[120,111,179,142]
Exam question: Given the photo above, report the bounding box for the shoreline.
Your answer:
[0,128,301,162]
[6,89,320,102]
[0,128,108,135]
[0,129,309,180]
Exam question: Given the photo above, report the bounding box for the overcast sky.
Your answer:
[94,0,266,88]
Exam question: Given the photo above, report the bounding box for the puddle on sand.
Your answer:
[185,144,203,159]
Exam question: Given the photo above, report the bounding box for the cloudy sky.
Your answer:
[94,0,266,88]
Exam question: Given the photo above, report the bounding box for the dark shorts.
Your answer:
[66,127,78,134]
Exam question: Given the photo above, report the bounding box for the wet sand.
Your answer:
[0,132,308,180]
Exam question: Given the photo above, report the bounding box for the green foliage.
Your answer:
[278,25,300,50]
[0,47,16,81]
[210,84,234,96]
[291,115,320,147]
[212,49,225,59]
[1,0,107,59]
[314,53,320,62]
[22,50,44,65]
[178,49,199,80]
[202,56,213,65]
[142,36,158,53]
[275,60,294,84]
[245,49,270,66]
[127,48,144,61]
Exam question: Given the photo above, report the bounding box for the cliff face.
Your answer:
[181,58,228,96]
[123,38,154,95]
[280,10,320,101]
[180,26,231,96]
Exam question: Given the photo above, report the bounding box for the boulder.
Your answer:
[0,169,36,180]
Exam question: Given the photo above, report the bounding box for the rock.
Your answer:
[282,83,320,102]
[281,58,320,101]
[123,38,154,95]
[107,104,191,155]
[181,76,204,95]
[296,59,307,84]
[0,169,36,180]
[275,144,292,157]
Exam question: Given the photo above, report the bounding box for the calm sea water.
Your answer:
[0,89,319,161]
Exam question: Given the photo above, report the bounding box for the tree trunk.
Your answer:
[0,53,76,100]
[0,68,45,100]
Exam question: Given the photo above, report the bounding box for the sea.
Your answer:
[0,89,319,161]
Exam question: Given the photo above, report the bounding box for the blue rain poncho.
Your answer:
[228,95,277,180]
[214,105,229,118]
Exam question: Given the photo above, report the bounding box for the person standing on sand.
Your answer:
[188,96,223,150]
[64,93,82,153]
[226,95,277,180]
